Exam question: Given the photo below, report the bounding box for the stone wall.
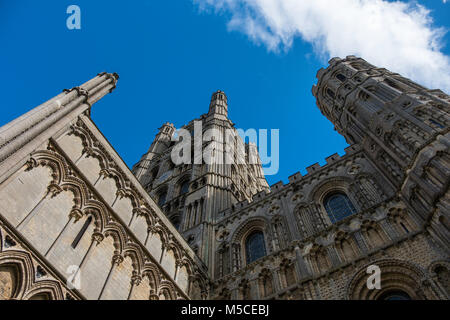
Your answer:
[0,74,209,300]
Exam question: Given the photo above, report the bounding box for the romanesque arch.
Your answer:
[346,259,432,300]
[231,217,270,269]
[309,177,360,226]
[429,261,450,298]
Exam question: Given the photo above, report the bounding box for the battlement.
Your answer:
[218,144,362,220]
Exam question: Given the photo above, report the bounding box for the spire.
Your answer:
[151,122,175,154]
[0,72,119,163]
[208,90,228,118]
[132,122,175,182]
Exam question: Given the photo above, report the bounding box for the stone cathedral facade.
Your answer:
[0,56,448,300]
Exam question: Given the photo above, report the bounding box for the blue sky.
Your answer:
[1,1,449,186]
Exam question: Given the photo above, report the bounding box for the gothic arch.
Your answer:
[166,241,183,263]
[66,122,93,152]
[29,149,114,231]
[99,168,126,192]
[82,205,106,233]
[0,264,21,300]
[142,263,162,291]
[103,225,127,254]
[123,244,146,276]
[138,206,157,229]
[158,280,176,300]
[126,189,143,211]
[0,251,34,299]
[428,261,450,298]
[0,251,65,300]
[69,122,132,193]
[152,224,170,246]
[346,259,429,300]
[22,280,64,300]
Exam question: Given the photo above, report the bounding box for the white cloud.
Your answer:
[194,0,450,92]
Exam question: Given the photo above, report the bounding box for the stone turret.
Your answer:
[312,55,449,187]
[132,122,175,184]
[208,90,228,119]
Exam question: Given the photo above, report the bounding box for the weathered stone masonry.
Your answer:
[0,56,449,300]
[0,73,209,300]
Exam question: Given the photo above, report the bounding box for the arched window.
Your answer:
[0,264,19,300]
[434,265,450,295]
[324,192,356,223]
[71,216,92,249]
[150,166,159,180]
[245,231,266,264]
[158,191,167,207]
[29,293,52,300]
[170,215,181,230]
[336,73,347,82]
[326,88,335,99]
[180,180,190,195]
[378,290,411,300]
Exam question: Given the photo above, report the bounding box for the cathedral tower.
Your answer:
[132,90,270,274]
[312,56,449,185]
[313,55,449,251]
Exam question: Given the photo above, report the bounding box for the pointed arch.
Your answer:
[0,251,34,299]
[123,243,145,275]
[23,280,64,300]
[142,264,162,291]
[158,280,176,300]
[103,225,127,254]
[0,264,21,300]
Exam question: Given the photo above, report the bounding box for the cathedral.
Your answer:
[0,56,448,300]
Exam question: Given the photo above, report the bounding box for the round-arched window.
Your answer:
[245,231,266,264]
[336,73,347,82]
[324,192,356,223]
[378,290,411,300]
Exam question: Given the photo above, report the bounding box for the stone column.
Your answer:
[0,73,119,165]
[294,245,311,279]
[98,254,124,300]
